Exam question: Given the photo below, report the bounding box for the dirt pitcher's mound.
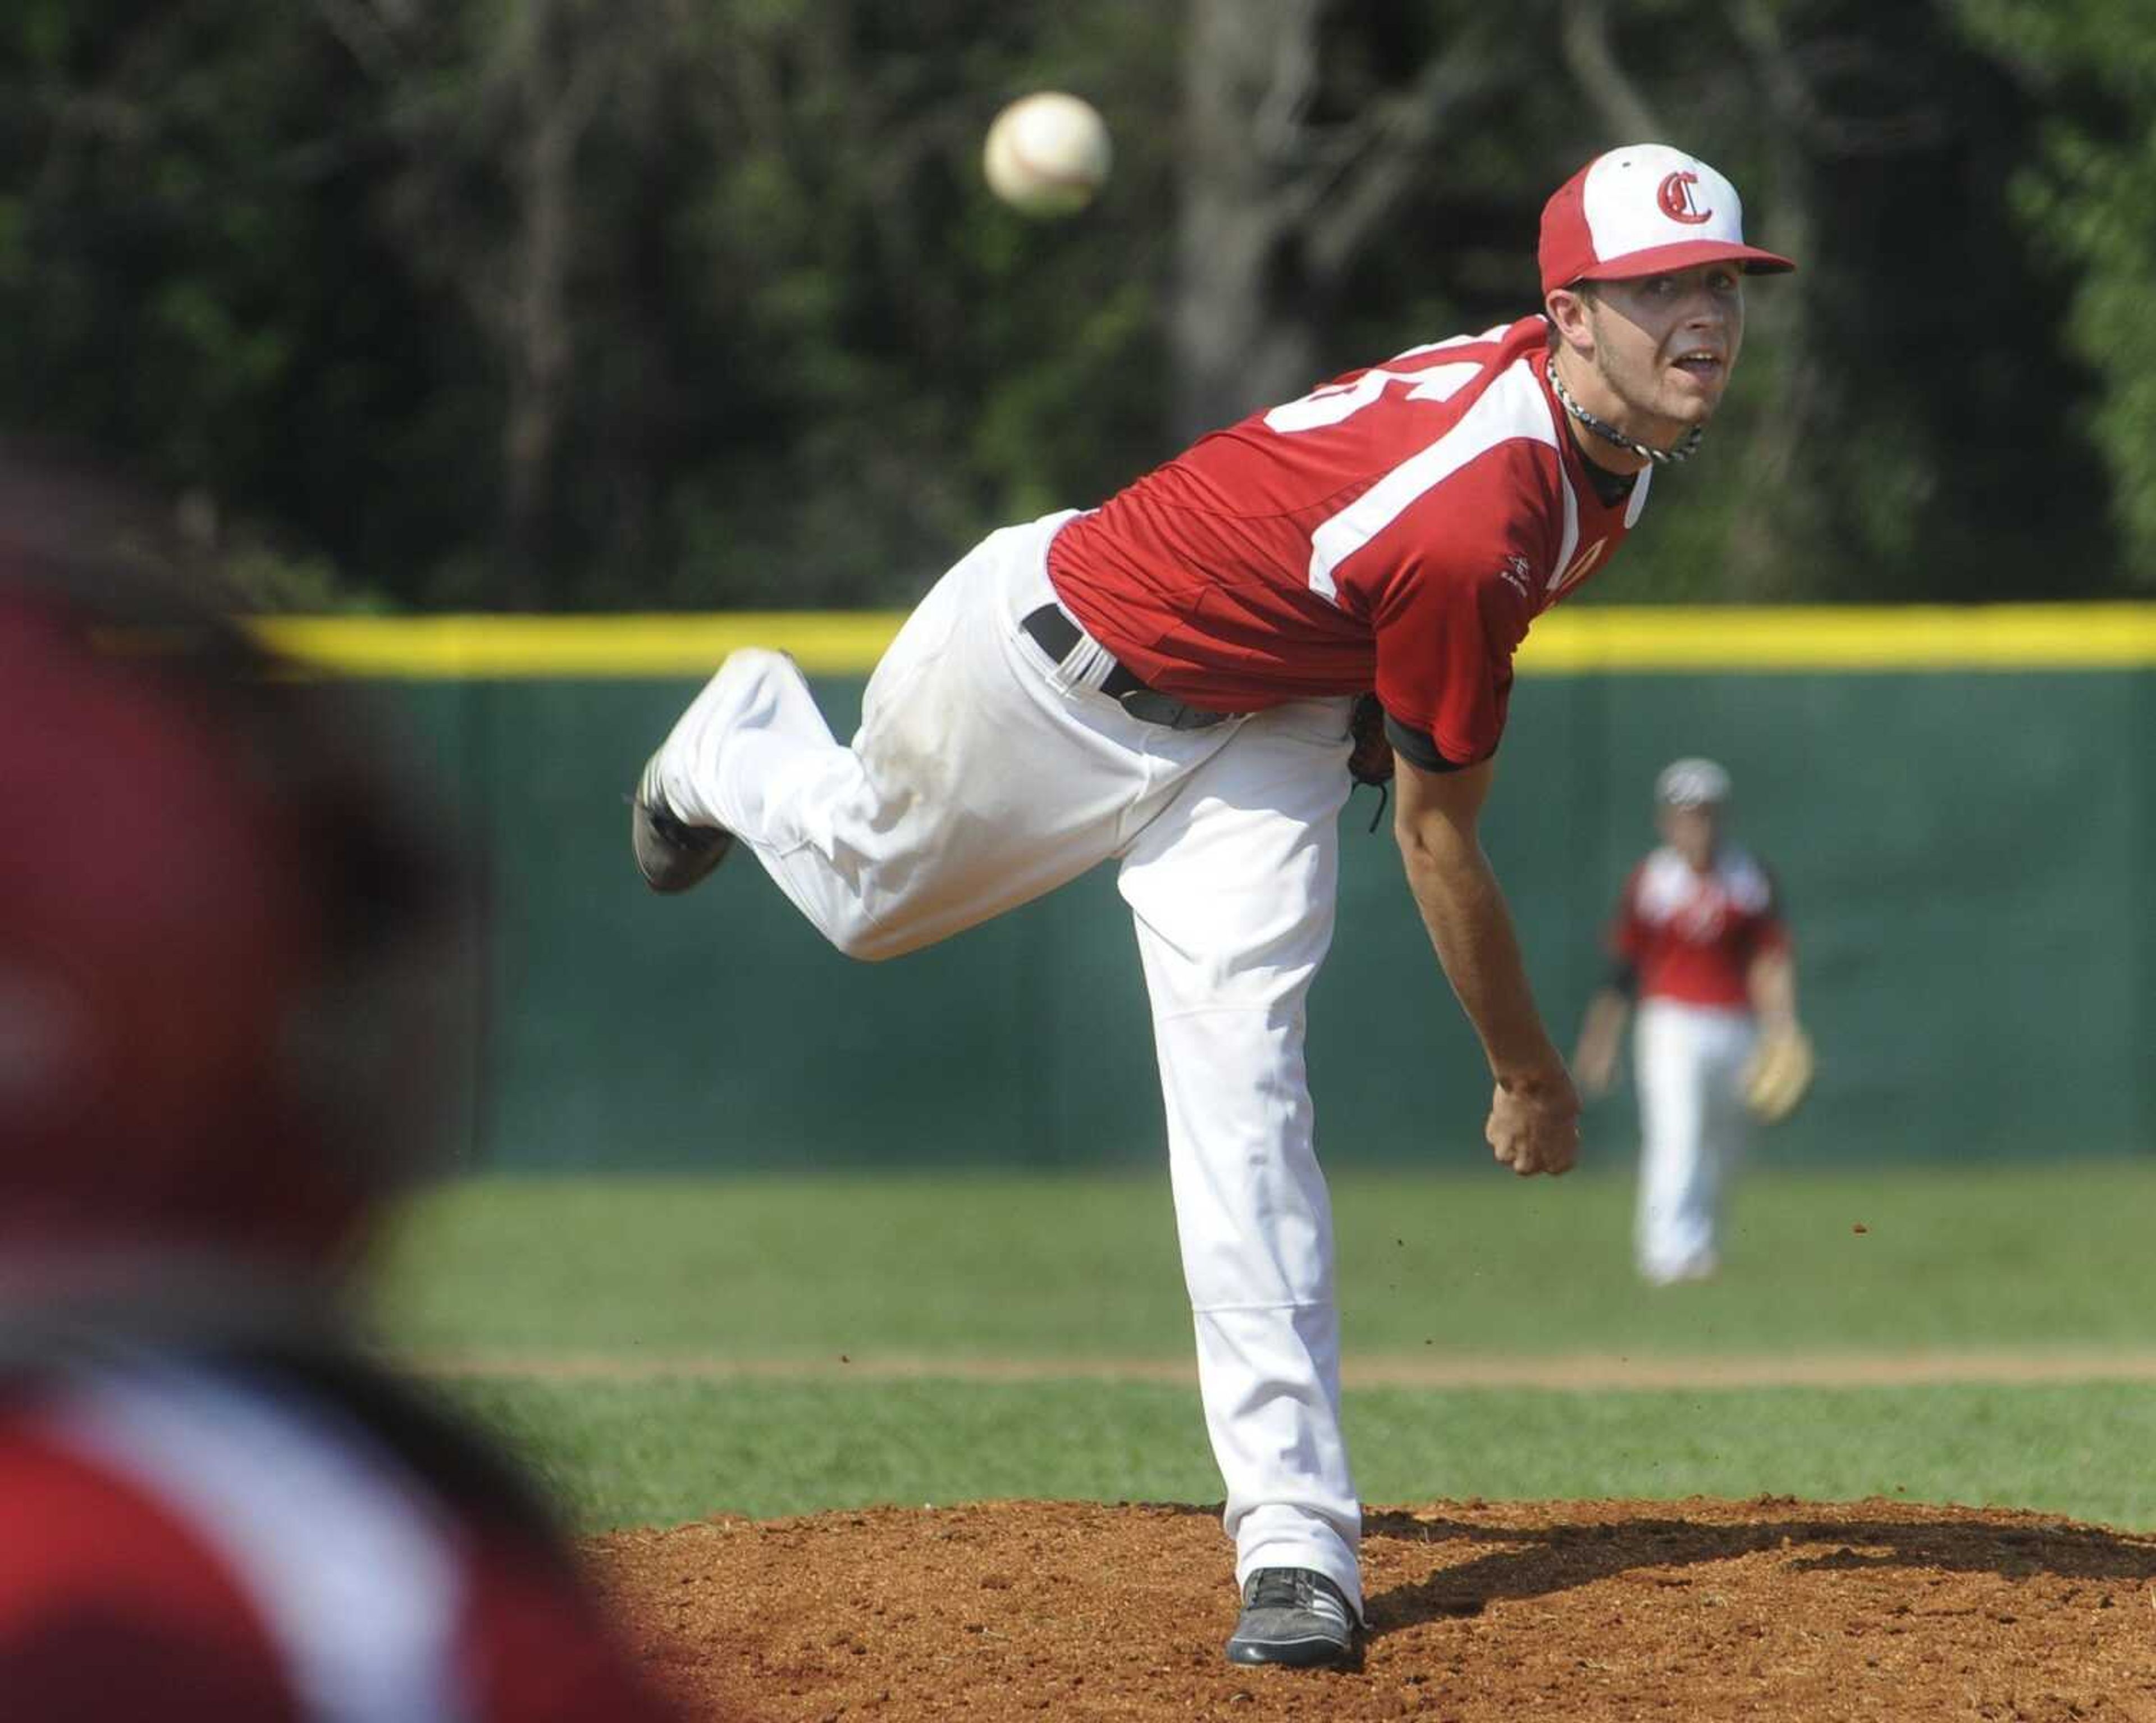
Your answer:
[592,1496,2156,1721]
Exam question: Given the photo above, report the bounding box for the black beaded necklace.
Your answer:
[1547,361,1705,467]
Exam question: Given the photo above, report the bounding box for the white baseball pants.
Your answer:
[1632,999,1757,1283]
[643,511,1365,1612]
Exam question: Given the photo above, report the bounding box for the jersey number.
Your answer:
[1262,360,1481,435]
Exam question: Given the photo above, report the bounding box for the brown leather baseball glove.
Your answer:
[1742,1024,1815,1124]
[1348,693,1394,787]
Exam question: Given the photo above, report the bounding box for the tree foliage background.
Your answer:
[0,0,2148,611]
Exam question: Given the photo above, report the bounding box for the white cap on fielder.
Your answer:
[1656,756,1731,809]
[1540,144,1797,297]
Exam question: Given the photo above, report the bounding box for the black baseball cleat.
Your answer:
[1223,1567,1360,1669]
[629,754,733,894]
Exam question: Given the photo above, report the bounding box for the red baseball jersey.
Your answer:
[1610,845,1789,1010]
[1047,316,1651,764]
[0,1364,686,1723]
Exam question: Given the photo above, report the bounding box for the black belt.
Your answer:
[1021,603,1230,732]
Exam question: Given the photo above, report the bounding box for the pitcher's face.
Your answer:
[1582,263,1746,441]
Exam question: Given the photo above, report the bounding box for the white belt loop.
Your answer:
[1026,601,1117,698]
[1057,616,1119,695]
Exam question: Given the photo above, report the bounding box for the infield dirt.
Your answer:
[594,1495,2156,1721]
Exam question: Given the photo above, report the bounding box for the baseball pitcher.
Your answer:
[633,145,1795,1669]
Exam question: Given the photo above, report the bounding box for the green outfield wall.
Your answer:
[263,607,2156,1173]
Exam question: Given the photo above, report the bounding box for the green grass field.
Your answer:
[369,1160,2156,1533]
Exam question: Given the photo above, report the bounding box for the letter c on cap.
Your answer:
[1657,171,1712,225]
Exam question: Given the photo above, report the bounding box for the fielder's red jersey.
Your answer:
[1609,845,1789,1011]
[1048,316,1652,764]
[0,1362,687,1723]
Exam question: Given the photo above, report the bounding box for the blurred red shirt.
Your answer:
[0,1362,686,1723]
[1610,845,1790,1011]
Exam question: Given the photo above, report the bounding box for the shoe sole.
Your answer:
[632,819,733,894]
[630,786,734,895]
[1224,1637,1358,1669]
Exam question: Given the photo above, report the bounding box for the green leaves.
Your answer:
[0,1,2145,606]
[1956,0,2156,586]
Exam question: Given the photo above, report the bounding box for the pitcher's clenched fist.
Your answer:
[1488,1068,1582,1177]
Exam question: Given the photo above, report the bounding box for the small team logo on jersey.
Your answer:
[1497,554,1533,599]
[1657,171,1713,225]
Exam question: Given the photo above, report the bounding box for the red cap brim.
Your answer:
[1572,238,1797,284]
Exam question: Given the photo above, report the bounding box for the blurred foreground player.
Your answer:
[0,454,686,1722]
[1571,758,1810,1284]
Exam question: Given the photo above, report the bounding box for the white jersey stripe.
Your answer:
[1552,447,1581,595]
[1306,359,1559,604]
[42,1364,468,1723]
[1625,463,1655,527]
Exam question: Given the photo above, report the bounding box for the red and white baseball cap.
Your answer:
[1539,143,1796,297]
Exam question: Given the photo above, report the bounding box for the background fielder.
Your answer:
[632,144,1794,1668]
[1572,757,1809,1284]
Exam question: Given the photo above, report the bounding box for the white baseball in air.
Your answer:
[982,92,1112,218]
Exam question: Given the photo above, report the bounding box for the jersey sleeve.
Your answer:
[1366,546,1536,767]
[1737,861,1792,964]
[1354,448,1549,767]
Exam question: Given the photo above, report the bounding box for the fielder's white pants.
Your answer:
[1632,999,1757,1284]
[644,511,1365,1613]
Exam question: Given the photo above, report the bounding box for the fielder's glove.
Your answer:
[1347,693,1394,788]
[1742,1024,1815,1124]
